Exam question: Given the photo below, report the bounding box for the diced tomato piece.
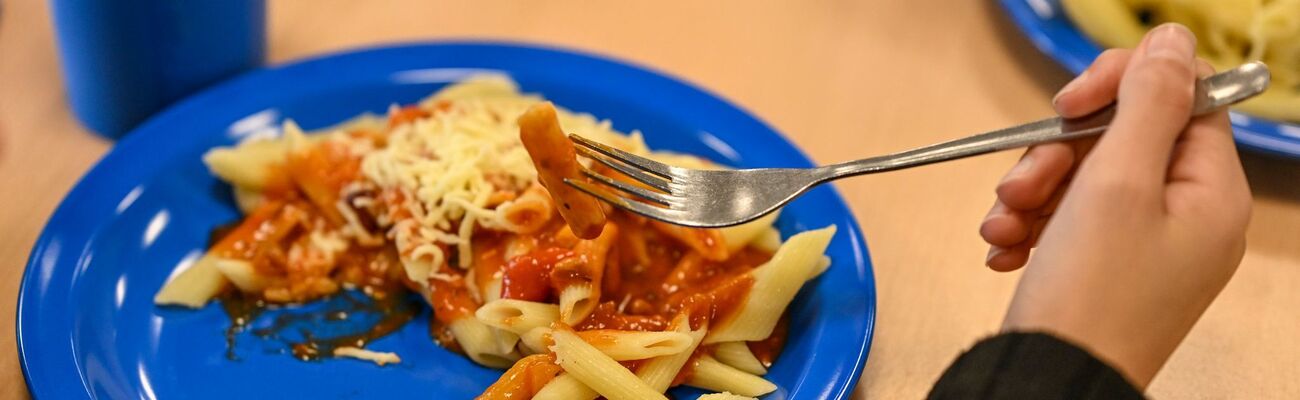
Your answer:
[500,247,572,302]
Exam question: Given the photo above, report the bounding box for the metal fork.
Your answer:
[565,62,1271,228]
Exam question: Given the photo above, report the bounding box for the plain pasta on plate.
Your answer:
[1062,0,1299,121]
[706,226,836,344]
[550,328,668,400]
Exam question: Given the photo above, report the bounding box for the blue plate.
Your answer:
[999,0,1300,159]
[17,42,876,399]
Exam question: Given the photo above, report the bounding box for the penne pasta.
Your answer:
[202,138,291,191]
[616,218,651,267]
[232,186,266,214]
[475,299,561,335]
[697,393,759,400]
[713,341,767,375]
[750,227,783,254]
[483,275,503,304]
[211,257,270,293]
[497,184,555,234]
[449,318,520,368]
[720,210,780,253]
[282,120,310,153]
[400,255,439,291]
[533,373,599,400]
[549,328,667,400]
[552,225,580,247]
[706,226,836,344]
[491,327,522,356]
[685,355,777,397]
[154,254,229,308]
[810,255,831,280]
[519,326,694,362]
[575,330,694,361]
[518,102,607,239]
[649,220,728,262]
[163,76,842,399]
[535,321,701,400]
[557,284,596,326]
[662,252,705,290]
[478,353,563,400]
[503,234,539,260]
[519,327,553,355]
[556,224,619,324]
[636,315,707,392]
[286,139,357,226]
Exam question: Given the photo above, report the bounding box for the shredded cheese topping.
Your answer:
[350,76,649,286]
[333,347,401,366]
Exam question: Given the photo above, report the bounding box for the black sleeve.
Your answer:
[928,332,1145,400]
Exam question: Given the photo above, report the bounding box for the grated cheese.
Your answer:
[333,347,401,366]
[350,76,650,288]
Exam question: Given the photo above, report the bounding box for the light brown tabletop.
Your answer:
[3,1,1298,398]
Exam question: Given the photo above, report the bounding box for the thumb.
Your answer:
[1081,23,1198,187]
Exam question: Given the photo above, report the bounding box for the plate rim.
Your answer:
[17,40,877,399]
[997,0,1300,159]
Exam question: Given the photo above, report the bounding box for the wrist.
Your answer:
[1002,303,1178,389]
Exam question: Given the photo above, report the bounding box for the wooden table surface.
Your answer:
[3,1,1299,398]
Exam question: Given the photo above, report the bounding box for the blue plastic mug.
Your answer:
[51,0,266,139]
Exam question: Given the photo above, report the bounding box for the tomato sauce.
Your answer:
[470,235,508,296]
[476,354,563,400]
[287,141,362,225]
[210,200,288,258]
[429,318,462,353]
[500,246,573,302]
[208,129,432,359]
[548,262,593,292]
[332,248,407,304]
[490,222,782,367]
[428,273,479,325]
[747,313,790,368]
[670,273,755,331]
[672,345,714,387]
[218,287,419,362]
[573,329,620,347]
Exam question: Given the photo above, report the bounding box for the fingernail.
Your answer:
[1052,70,1089,106]
[1146,24,1195,61]
[1001,155,1034,183]
[986,247,1004,265]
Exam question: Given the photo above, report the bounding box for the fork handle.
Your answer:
[819,62,1271,180]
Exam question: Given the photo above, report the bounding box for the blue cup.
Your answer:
[51,0,266,139]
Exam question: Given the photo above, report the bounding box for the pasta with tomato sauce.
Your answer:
[154,76,835,399]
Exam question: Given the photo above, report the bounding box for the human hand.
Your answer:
[982,24,1252,387]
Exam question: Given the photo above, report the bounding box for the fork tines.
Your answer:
[565,134,682,214]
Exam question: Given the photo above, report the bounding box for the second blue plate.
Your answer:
[1000,0,1300,159]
